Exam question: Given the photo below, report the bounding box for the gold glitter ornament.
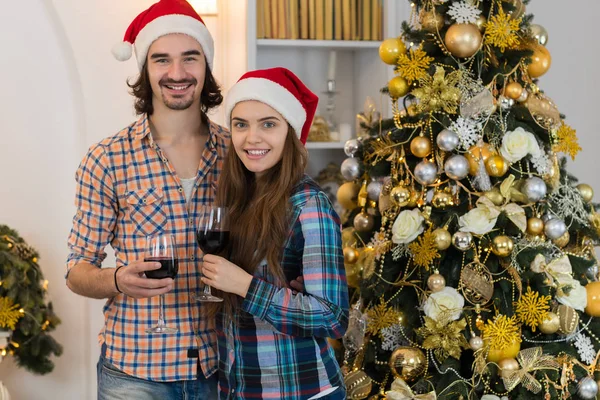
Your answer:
[556,304,579,334]
[539,312,560,334]
[552,231,570,248]
[514,287,551,332]
[460,260,494,305]
[396,45,434,83]
[412,66,463,114]
[389,347,427,382]
[417,317,469,362]
[444,23,482,58]
[344,370,373,399]
[0,297,22,330]
[432,228,452,250]
[485,6,521,51]
[482,314,522,361]
[491,235,514,257]
[419,8,444,32]
[409,229,441,268]
[553,122,582,161]
[365,300,402,336]
[388,76,410,99]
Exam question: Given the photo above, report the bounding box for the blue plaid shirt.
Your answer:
[217,176,349,399]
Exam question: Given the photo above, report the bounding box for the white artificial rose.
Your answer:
[557,280,588,312]
[423,286,465,322]
[458,198,501,235]
[391,209,424,244]
[500,127,540,163]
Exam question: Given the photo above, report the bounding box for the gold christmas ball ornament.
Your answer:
[485,155,510,177]
[388,76,410,99]
[337,182,361,210]
[379,37,406,65]
[345,263,362,289]
[427,273,446,292]
[491,235,514,257]
[466,143,496,175]
[552,231,570,248]
[419,9,445,32]
[389,347,427,382]
[344,247,360,264]
[504,82,524,100]
[483,188,505,206]
[557,304,579,334]
[342,227,358,248]
[585,281,600,317]
[526,217,545,236]
[444,23,483,58]
[410,136,432,158]
[354,211,375,232]
[577,183,594,203]
[433,228,452,250]
[344,369,373,399]
[475,15,487,32]
[486,339,521,363]
[539,312,560,334]
[432,191,453,209]
[390,186,411,207]
[527,45,552,78]
[498,358,520,379]
[406,188,421,208]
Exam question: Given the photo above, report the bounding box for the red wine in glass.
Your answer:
[196,206,229,302]
[144,257,179,279]
[196,230,229,255]
[144,234,178,334]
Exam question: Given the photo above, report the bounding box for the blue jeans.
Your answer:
[97,356,218,400]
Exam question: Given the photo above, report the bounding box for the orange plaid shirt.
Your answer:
[67,115,230,381]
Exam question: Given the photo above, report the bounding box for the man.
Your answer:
[66,1,225,398]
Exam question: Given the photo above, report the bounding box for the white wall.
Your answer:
[0,1,598,399]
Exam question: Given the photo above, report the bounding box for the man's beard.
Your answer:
[159,78,198,110]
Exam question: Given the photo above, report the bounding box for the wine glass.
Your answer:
[195,206,229,302]
[144,233,179,334]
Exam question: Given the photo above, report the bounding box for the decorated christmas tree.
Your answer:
[0,225,62,375]
[336,1,600,398]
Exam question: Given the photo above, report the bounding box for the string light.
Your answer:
[10,342,19,349]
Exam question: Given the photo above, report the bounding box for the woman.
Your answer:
[201,67,349,399]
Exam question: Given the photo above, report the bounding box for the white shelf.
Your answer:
[305,141,347,149]
[257,39,382,49]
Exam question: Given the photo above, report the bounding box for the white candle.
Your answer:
[327,50,337,81]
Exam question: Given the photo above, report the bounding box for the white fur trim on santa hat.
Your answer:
[225,78,307,138]
[134,14,214,71]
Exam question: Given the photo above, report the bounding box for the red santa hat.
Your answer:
[225,67,319,145]
[112,0,214,71]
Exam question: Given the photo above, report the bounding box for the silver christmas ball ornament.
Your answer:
[529,23,549,46]
[341,157,363,181]
[367,180,384,201]
[522,177,547,202]
[344,139,360,157]
[544,218,567,240]
[498,95,515,111]
[414,160,438,186]
[444,154,470,180]
[577,377,598,399]
[542,213,555,223]
[436,129,460,152]
[586,265,599,281]
[452,231,473,251]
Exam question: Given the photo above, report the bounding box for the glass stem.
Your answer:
[158,294,165,327]
[203,284,212,295]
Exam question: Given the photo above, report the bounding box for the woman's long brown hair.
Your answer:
[214,125,308,318]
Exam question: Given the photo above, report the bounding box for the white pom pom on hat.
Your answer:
[111,42,133,62]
